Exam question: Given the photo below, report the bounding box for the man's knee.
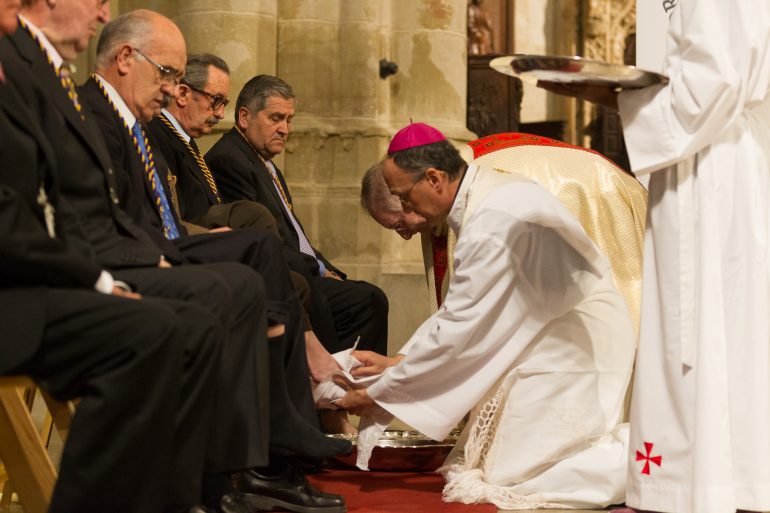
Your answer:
[202,262,267,317]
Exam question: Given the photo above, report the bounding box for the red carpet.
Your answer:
[308,469,498,513]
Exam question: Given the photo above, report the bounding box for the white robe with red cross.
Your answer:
[618,1,770,512]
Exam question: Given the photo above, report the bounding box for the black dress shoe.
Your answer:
[234,466,346,513]
[205,492,254,513]
[186,507,216,513]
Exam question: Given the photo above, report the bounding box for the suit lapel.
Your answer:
[160,114,218,205]
[230,129,293,220]
[10,28,115,174]
[0,81,56,179]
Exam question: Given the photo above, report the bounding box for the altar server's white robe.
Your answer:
[367,165,635,509]
[618,1,770,512]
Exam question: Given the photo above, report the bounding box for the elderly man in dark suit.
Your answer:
[1,3,347,513]
[75,9,348,513]
[0,3,223,512]
[206,75,389,356]
[147,53,347,385]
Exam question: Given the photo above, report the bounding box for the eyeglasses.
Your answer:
[133,48,182,85]
[184,83,230,111]
[398,174,426,209]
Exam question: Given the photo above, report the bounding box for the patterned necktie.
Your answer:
[131,121,180,240]
[58,64,84,120]
[265,160,316,258]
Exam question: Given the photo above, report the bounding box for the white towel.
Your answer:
[312,348,394,470]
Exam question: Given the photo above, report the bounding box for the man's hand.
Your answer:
[336,388,375,416]
[112,286,142,300]
[350,350,403,378]
[537,80,620,111]
[324,269,343,281]
[209,226,233,233]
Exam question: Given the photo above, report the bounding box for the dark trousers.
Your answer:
[115,263,270,473]
[308,275,389,355]
[13,288,220,513]
[172,229,319,431]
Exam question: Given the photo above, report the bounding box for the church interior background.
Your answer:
[73,0,637,354]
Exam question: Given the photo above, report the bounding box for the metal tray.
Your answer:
[491,54,668,89]
[327,430,459,472]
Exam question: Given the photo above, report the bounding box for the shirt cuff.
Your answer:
[94,270,114,294]
[317,259,326,276]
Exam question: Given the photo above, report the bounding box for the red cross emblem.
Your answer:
[636,442,662,475]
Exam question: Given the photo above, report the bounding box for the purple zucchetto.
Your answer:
[387,122,447,154]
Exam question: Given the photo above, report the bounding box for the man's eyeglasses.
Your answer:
[184,83,230,111]
[133,48,182,85]
[398,174,426,209]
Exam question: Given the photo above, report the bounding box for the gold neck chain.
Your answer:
[158,113,222,204]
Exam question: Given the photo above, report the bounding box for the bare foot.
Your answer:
[319,409,358,435]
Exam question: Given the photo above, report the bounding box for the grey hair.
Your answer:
[360,161,402,215]
[95,10,154,69]
[182,53,230,90]
[235,75,295,123]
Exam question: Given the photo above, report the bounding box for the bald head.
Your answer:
[95,9,185,122]
[96,9,183,71]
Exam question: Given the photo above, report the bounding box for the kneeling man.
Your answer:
[340,123,635,510]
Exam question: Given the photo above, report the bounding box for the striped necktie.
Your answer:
[265,160,316,258]
[131,121,180,240]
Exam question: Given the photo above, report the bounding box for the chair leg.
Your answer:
[0,387,55,513]
[40,390,74,443]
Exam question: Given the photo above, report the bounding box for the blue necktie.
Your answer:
[131,121,180,240]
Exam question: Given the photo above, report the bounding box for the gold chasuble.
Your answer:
[422,133,647,334]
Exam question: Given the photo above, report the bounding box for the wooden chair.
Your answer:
[0,376,73,513]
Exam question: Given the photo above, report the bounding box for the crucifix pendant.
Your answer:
[37,186,56,237]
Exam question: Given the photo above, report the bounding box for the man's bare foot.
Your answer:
[319,409,358,435]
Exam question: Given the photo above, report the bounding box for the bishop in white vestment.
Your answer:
[340,124,636,509]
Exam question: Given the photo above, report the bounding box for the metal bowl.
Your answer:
[327,430,459,471]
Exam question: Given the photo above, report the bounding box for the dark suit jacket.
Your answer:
[147,114,218,224]
[0,77,102,372]
[79,77,189,263]
[205,128,343,278]
[0,28,163,270]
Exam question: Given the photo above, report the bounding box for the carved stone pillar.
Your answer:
[176,1,277,152]
[389,0,471,140]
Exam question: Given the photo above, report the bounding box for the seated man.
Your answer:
[205,75,389,355]
[361,130,648,330]
[0,5,221,510]
[146,54,355,422]
[340,123,636,510]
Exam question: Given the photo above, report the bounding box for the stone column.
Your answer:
[389,0,470,140]
[173,0,278,151]
[277,0,391,283]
